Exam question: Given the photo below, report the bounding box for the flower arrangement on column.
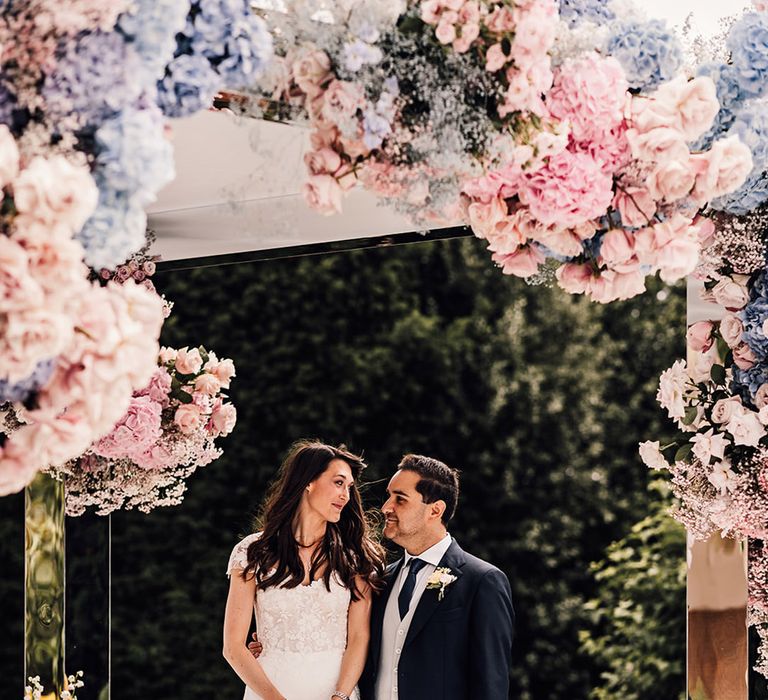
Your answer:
[248,0,757,303]
[0,0,264,498]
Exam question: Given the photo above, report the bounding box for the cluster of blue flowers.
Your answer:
[604,19,682,92]
[157,0,273,118]
[728,12,768,99]
[734,271,768,403]
[0,359,56,404]
[712,103,768,215]
[558,0,615,27]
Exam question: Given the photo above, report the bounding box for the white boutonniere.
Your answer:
[425,567,457,600]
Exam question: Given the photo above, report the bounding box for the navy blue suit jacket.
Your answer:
[359,539,514,700]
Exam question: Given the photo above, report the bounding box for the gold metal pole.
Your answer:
[25,472,66,698]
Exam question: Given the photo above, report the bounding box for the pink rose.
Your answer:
[304,148,342,176]
[303,174,343,215]
[690,135,753,203]
[420,0,442,23]
[612,186,656,228]
[556,262,592,295]
[711,276,750,310]
[756,384,768,409]
[733,343,757,370]
[634,215,700,283]
[510,1,557,69]
[453,21,480,54]
[484,5,516,32]
[686,321,715,353]
[533,226,583,257]
[175,346,203,375]
[194,372,221,396]
[174,403,203,435]
[159,346,178,364]
[212,358,236,389]
[0,236,44,313]
[486,219,528,255]
[0,124,19,187]
[359,162,404,198]
[646,160,696,202]
[435,18,457,44]
[607,267,646,301]
[467,196,507,239]
[292,49,331,97]
[599,228,635,267]
[13,155,98,233]
[320,80,365,126]
[630,95,678,133]
[491,245,545,278]
[720,314,744,348]
[625,126,689,164]
[211,401,237,437]
[485,43,507,72]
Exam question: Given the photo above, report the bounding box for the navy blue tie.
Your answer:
[398,558,427,619]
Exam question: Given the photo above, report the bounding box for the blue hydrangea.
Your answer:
[93,107,175,207]
[42,31,144,125]
[77,189,147,270]
[752,270,768,300]
[728,12,768,99]
[711,170,768,215]
[559,0,615,27]
[185,0,273,88]
[0,359,56,404]
[157,53,221,118]
[727,103,768,171]
[692,63,746,149]
[740,298,768,361]
[118,0,191,80]
[605,19,683,92]
[732,364,768,404]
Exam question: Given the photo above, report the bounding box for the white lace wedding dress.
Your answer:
[227,534,360,700]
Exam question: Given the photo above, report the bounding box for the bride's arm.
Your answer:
[333,576,373,699]
[223,570,285,700]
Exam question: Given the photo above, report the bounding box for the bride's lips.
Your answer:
[331,503,344,511]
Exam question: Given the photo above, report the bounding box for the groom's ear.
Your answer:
[429,499,446,521]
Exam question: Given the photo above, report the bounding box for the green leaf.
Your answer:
[175,390,194,404]
[710,364,726,385]
[716,335,729,362]
[682,406,698,426]
[674,443,692,462]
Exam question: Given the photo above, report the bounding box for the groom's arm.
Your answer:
[467,568,515,699]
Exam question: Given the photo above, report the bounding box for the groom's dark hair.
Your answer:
[398,454,460,524]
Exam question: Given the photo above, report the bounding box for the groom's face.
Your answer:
[381,469,430,546]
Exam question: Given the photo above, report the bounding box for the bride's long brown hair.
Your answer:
[243,440,386,600]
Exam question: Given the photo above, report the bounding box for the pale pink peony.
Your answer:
[646,159,696,202]
[13,155,98,233]
[612,185,656,227]
[687,321,715,353]
[0,123,20,187]
[303,174,344,215]
[211,401,237,437]
[492,244,545,278]
[519,150,614,229]
[625,126,689,164]
[690,135,753,203]
[175,346,203,375]
[0,439,37,497]
[605,267,646,301]
[0,308,73,381]
[174,403,203,435]
[547,52,628,144]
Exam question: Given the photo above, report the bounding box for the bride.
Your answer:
[223,440,386,700]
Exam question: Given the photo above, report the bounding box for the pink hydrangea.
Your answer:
[92,394,163,460]
[519,150,614,228]
[547,53,628,145]
[138,368,172,407]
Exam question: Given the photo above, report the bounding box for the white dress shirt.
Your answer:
[375,533,453,700]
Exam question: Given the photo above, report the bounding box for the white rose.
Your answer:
[725,409,766,447]
[711,277,749,310]
[656,359,688,419]
[638,440,670,470]
[707,460,737,495]
[719,314,744,348]
[711,396,744,424]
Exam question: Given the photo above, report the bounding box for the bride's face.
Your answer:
[304,458,354,523]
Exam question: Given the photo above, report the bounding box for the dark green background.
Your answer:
[0,236,685,698]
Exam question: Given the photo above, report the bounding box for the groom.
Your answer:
[358,453,514,699]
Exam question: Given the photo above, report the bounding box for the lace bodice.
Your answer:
[227,534,351,654]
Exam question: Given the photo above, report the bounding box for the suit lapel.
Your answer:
[403,539,466,648]
[370,558,404,665]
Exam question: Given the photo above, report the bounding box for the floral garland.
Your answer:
[46,345,237,515]
[246,0,756,303]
